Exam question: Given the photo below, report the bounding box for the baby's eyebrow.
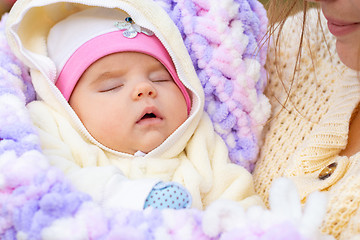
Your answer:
[147,59,168,71]
[93,71,119,83]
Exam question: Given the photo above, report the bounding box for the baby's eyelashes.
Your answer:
[151,79,172,83]
[98,84,124,92]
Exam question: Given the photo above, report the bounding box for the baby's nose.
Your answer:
[132,81,157,100]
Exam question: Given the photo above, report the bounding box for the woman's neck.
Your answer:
[340,105,360,157]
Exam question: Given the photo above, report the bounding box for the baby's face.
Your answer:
[69,52,188,154]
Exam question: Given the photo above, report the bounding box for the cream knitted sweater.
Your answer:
[253,9,360,239]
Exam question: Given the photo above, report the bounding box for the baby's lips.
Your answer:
[136,106,163,123]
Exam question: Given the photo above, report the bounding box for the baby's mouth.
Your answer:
[140,113,157,120]
[136,108,163,124]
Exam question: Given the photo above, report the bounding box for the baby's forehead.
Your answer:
[80,52,173,82]
[91,52,170,71]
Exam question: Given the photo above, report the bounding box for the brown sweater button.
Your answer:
[319,162,337,180]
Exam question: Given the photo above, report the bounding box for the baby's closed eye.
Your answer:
[99,85,123,92]
[150,71,173,83]
[151,79,172,83]
[98,79,124,92]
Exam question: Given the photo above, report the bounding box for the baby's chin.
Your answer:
[131,145,159,155]
[114,143,162,156]
[128,136,171,155]
[103,134,171,155]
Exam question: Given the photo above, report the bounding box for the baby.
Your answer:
[6,0,262,211]
[47,7,192,209]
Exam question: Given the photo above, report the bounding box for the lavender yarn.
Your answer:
[154,0,270,171]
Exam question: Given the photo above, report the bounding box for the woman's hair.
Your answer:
[266,0,314,79]
[266,0,306,25]
[264,0,324,118]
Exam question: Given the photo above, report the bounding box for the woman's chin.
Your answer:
[336,40,360,71]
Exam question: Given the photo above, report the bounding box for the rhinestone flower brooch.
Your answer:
[115,17,154,38]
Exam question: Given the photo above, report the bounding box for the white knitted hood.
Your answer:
[5,0,204,158]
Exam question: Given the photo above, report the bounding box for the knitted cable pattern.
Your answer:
[0,7,333,239]
[154,0,271,172]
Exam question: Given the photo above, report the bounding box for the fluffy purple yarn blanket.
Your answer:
[157,0,271,172]
[0,0,333,239]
